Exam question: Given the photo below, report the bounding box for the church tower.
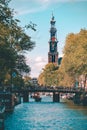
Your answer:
[48,14,58,64]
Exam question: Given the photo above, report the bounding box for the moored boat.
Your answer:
[33,93,42,102]
[34,96,42,102]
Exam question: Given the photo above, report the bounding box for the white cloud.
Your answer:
[13,3,48,16]
[35,56,46,62]
[25,55,47,78]
[10,0,49,16]
[10,0,85,16]
[36,0,68,4]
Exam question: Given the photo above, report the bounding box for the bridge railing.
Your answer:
[12,86,86,93]
[1,85,85,94]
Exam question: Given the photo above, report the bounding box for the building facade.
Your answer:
[48,14,58,64]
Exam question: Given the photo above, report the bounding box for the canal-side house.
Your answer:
[0,92,15,112]
[78,74,87,91]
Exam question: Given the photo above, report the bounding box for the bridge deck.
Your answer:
[12,88,87,94]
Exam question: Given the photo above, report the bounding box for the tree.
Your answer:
[16,54,30,75]
[58,29,87,87]
[23,76,32,88]
[38,63,59,86]
[64,29,87,75]
[0,0,13,25]
[38,72,45,86]
[0,0,35,88]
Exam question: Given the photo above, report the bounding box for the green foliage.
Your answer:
[23,76,32,88]
[63,29,87,76]
[38,63,59,86]
[0,0,35,88]
[16,54,30,74]
[59,29,87,87]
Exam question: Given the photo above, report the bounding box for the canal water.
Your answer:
[5,96,87,130]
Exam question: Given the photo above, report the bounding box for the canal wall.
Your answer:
[0,92,21,112]
[0,105,5,130]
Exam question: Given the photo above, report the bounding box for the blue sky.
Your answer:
[9,0,87,78]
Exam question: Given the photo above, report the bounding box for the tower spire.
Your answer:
[51,11,55,21]
[48,14,58,64]
[52,11,53,18]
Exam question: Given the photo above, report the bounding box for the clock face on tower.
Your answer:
[52,37,55,42]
